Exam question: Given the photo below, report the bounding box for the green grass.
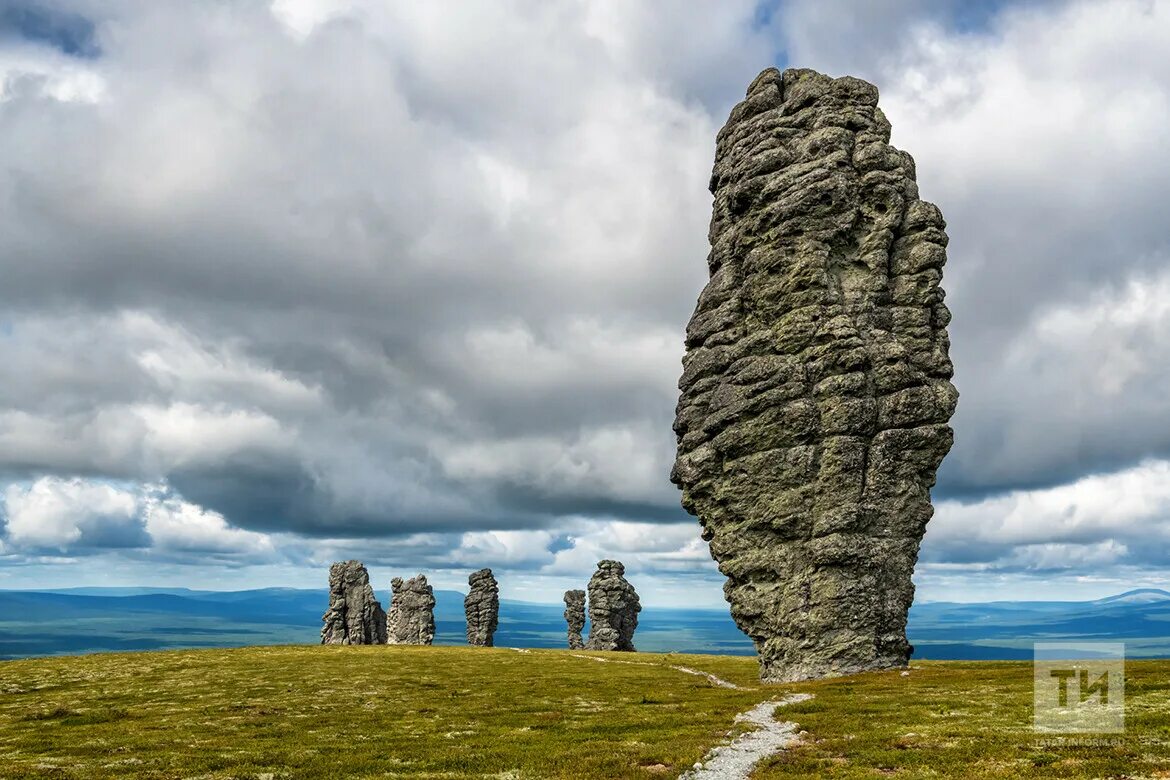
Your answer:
[0,647,1168,779]
[759,660,1170,778]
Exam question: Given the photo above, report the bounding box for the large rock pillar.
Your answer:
[584,560,640,652]
[386,574,436,645]
[320,560,387,645]
[563,589,586,650]
[464,568,500,647]
[672,68,957,681]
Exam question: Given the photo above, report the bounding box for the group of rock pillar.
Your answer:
[563,559,642,652]
[321,559,642,652]
[319,561,438,646]
[320,562,501,648]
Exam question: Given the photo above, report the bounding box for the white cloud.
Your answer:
[269,0,362,40]
[542,518,714,576]
[925,459,1170,566]
[1020,268,1170,397]
[2,477,140,549]
[127,312,324,411]
[135,403,291,471]
[0,42,105,103]
[453,530,559,567]
[0,476,276,560]
[142,492,275,555]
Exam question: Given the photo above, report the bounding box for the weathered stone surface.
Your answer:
[464,568,499,647]
[563,589,586,650]
[320,560,387,645]
[584,560,641,652]
[386,574,436,645]
[671,67,957,682]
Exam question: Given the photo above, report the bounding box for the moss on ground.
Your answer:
[763,660,1170,779]
[0,647,1168,778]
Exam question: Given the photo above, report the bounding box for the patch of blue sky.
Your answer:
[0,2,100,59]
[546,534,574,555]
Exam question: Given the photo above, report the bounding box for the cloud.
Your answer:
[924,459,1170,570]
[141,490,276,556]
[451,530,560,568]
[0,0,776,543]
[0,476,278,561]
[1,0,1169,602]
[2,477,144,550]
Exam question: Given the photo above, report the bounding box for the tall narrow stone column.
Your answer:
[563,589,585,649]
[672,68,957,682]
[464,568,499,647]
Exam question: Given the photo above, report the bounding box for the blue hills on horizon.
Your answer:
[1,586,1169,662]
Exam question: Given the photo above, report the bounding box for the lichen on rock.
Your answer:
[320,560,387,645]
[563,589,586,649]
[464,568,499,647]
[386,574,436,645]
[584,560,641,652]
[671,67,957,682]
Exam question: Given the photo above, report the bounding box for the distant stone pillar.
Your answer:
[584,560,641,651]
[320,560,387,645]
[386,574,436,645]
[464,568,499,647]
[563,589,586,649]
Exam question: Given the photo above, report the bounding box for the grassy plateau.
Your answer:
[1,646,1169,778]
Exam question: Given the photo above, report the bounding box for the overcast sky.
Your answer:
[1,0,1169,606]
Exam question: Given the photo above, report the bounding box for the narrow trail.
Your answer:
[678,694,814,780]
[567,652,742,690]
[670,664,741,690]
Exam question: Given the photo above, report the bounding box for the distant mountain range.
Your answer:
[2,587,1169,661]
[908,588,1170,660]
